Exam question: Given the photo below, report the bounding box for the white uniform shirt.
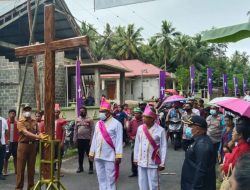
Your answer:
[134,123,167,168]
[89,117,123,162]
[0,117,8,145]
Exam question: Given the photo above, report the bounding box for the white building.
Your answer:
[100,59,175,102]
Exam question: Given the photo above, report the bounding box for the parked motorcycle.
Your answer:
[168,117,182,150]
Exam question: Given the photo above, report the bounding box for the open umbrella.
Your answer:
[164,95,186,103]
[208,97,237,105]
[216,98,250,118]
[165,89,179,95]
[201,22,250,43]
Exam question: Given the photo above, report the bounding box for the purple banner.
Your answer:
[207,68,212,95]
[159,71,166,100]
[223,74,228,95]
[243,78,247,95]
[76,60,81,117]
[190,65,195,95]
[233,76,238,96]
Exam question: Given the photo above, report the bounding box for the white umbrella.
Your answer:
[208,97,237,105]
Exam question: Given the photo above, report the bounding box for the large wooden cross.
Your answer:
[15,4,89,138]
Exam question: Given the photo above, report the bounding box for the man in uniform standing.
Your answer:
[89,98,123,190]
[74,106,94,174]
[4,109,19,176]
[16,104,41,190]
[127,107,143,177]
[134,105,167,190]
[206,105,224,161]
[181,115,216,190]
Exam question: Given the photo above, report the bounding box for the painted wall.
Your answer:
[132,76,159,101]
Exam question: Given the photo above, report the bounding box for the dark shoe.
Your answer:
[88,169,94,174]
[128,173,137,177]
[76,168,84,173]
[0,176,6,180]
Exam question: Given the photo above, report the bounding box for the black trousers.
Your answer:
[131,150,137,175]
[77,139,93,170]
[213,142,220,163]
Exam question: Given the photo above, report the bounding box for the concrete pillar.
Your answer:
[120,72,125,105]
[101,79,105,90]
[94,68,100,106]
[172,80,176,90]
[116,79,120,103]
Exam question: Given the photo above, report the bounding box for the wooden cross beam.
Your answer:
[15,4,89,138]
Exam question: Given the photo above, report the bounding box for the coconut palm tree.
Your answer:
[154,20,180,70]
[171,34,193,67]
[112,24,143,59]
[101,23,114,58]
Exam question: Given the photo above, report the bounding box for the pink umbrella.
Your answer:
[165,89,179,95]
[164,95,186,103]
[216,98,250,118]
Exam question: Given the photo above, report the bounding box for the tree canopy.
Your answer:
[80,20,250,95]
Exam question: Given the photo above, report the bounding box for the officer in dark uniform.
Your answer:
[16,104,41,190]
[181,115,216,190]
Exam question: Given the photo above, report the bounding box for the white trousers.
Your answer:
[138,166,159,190]
[95,159,116,190]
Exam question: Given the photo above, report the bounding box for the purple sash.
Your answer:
[99,120,120,182]
[142,124,161,165]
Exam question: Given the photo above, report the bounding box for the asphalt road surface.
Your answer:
[0,143,185,190]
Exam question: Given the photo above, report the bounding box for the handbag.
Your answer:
[220,164,233,190]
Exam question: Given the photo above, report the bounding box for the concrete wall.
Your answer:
[132,77,159,101]
[0,52,66,118]
[0,56,19,117]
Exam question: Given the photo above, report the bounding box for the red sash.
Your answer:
[99,120,120,182]
[142,124,161,165]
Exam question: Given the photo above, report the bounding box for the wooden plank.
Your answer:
[49,36,89,51]
[43,4,55,180]
[15,43,45,57]
[32,57,41,111]
[15,36,88,57]
[44,4,55,138]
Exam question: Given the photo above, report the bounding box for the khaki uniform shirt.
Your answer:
[17,117,37,142]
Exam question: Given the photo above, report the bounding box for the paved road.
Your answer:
[0,144,185,190]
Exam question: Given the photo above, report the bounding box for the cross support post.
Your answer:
[15,3,89,184]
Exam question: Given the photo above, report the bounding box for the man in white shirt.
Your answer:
[89,98,123,190]
[134,105,167,190]
[0,116,8,180]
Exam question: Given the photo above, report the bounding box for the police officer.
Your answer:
[181,115,216,190]
[16,104,41,190]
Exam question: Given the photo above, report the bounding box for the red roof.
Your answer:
[99,59,170,78]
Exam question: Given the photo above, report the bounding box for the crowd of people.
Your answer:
[0,94,250,190]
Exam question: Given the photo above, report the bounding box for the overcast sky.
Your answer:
[64,0,250,56]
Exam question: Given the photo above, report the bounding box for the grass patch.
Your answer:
[6,147,78,173]
[63,147,78,159]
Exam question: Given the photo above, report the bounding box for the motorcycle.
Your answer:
[168,117,182,150]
